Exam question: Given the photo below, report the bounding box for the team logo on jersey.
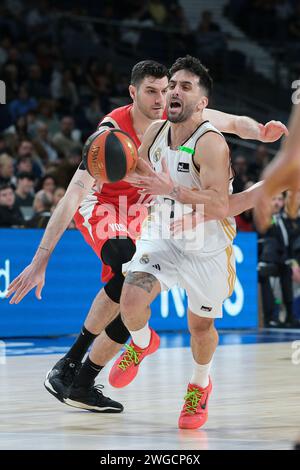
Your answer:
[140,254,150,264]
[177,162,189,172]
[153,148,162,162]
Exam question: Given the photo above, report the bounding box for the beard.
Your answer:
[167,103,195,123]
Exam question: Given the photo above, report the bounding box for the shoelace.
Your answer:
[93,384,104,395]
[118,344,141,371]
[184,389,204,415]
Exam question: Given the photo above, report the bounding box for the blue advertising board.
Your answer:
[0,229,258,337]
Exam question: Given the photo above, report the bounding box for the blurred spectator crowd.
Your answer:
[227,0,300,42]
[0,0,239,229]
[226,0,300,77]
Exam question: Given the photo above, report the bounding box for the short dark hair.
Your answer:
[17,172,34,181]
[131,60,169,86]
[169,55,213,97]
[0,183,13,192]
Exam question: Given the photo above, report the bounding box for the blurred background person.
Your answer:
[14,171,35,221]
[26,189,53,228]
[36,174,56,195]
[232,155,249,193]
[0,183,24,227]
[33,121,59,164]
[258,193,300,328]
[52,116,81,158]
[51,186,66,212]
[0,153,15,186]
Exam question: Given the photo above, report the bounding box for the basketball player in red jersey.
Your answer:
[7,60,288,412]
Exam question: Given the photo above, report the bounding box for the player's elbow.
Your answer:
[232,115,249,138]
[59,188,82,213]
[227,115,240,136]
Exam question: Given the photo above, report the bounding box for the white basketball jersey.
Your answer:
[145,120,236,253]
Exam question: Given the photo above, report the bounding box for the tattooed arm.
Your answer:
[6,167,95,303]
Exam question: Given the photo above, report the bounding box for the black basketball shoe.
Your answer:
[64,383,124,413]
[44,357,82,402]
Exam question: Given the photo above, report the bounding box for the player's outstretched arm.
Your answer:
[227,181,263,217]
[6,167,95,304]
[204,108,288,142]
[170,181,264,233]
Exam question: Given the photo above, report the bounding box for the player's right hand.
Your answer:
[6,264,45,304]
[170,210,205,236]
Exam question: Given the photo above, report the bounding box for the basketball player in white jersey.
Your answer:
[108,56,237,429]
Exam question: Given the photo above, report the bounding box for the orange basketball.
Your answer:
[82,128,138,183]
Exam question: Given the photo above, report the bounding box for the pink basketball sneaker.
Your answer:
[178,379,212,429]
[109,328,160,388]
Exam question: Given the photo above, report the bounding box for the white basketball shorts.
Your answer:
[123,238,236,319]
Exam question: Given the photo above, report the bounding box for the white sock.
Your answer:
[129,323,151,349]
[190,357,213,388]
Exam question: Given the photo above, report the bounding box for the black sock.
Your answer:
[65,326,98,362]
[285,302,294,323]
[73,356,103,388]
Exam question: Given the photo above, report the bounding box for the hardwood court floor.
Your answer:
[0,341,299,450]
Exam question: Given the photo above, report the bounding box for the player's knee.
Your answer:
[189,317,215,338]
[120,295,136,320]
[105,313,130,344]
[101,238,135,273]
[104,272,124,303]
[120,284,143,319]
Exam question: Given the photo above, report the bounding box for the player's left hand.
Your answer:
[258,121,289,142]
[129,159,176,196]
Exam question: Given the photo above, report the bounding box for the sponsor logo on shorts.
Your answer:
[140,254,150,264]
[177,162,189,172]
[201,305,212,312]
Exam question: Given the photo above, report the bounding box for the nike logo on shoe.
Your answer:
[201,395,208,409]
